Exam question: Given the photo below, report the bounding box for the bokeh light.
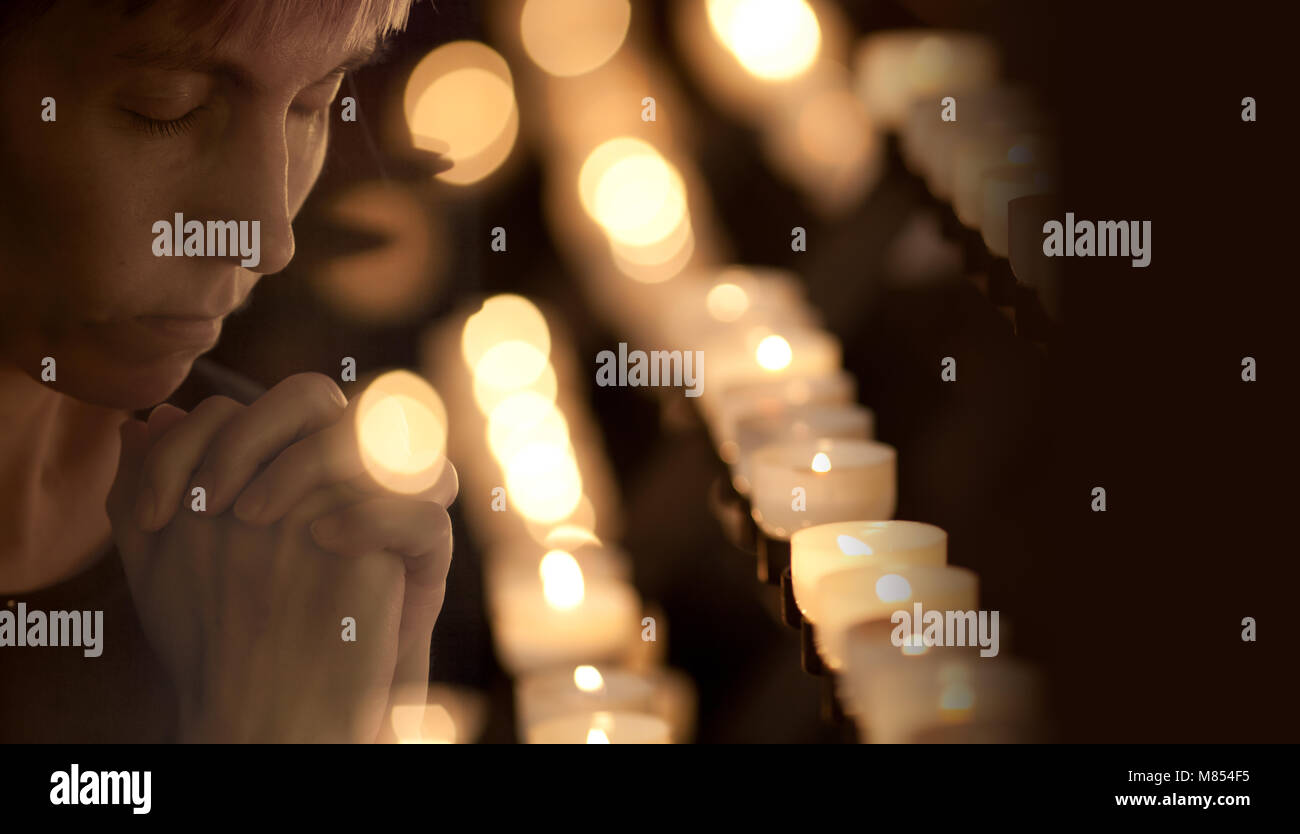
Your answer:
[520,0,631,77]
[355,370,449,495]
[404,41,519,185]
[707,0,821,80]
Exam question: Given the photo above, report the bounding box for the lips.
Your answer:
[135,315,223,342]
[85,315,224,361]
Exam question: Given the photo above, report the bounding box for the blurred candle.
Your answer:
[916,87,1034,200]
[749,438,896,538]
[515,665,695,743]
[403,40,519,186]
[525,710,671,744]
[980,164,1058,258]
[855,30,999,134]
[488,551,640,676]
[811,563,978,670]
[1009,193,1065,322]
[728,403,874,494]
[708,368,858,449]
[789,520,947,624]
[700,325,842,413]
[953,125,1053,228]
[519,0,631,77]
[849,654,1044,744]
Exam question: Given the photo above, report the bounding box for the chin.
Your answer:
[47,349,201,411]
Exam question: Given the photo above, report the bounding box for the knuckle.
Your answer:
[287,372,347,415]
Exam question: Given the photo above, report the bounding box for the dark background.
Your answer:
[209,0,1296,742]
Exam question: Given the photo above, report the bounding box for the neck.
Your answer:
[0,364,125,591]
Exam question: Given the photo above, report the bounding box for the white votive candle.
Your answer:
[850,654,1044,744]
[654,265,815,347]
[515,664,695,743]
[709,368,858,450]
[488,554,641,676]
[811,563,978,670]
[980,163,1058,257]
[749,438,896,538]
[729,403,874,495]
[700,325,842,413]
[790,520,947,624]
[854,30,1000,133]
[526,710,670,744]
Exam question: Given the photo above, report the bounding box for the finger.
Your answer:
[309,497,453,709]
[309,496,453,570]
[107,418,152,571]
[135,395,244,531]
[233,419,456,526]
[232,416,364,524]
[308,496,454,629]
[189,372,348,515]
[145,403,188,443]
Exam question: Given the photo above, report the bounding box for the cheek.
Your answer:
[287,117,331,217]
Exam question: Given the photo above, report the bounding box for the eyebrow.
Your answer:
[114,40,383,93]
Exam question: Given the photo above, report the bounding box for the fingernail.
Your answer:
[233,485,266,523]
[310,516,342,546]
[135,488,157,530]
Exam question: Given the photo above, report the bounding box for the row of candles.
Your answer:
[486,6,1050,741]
[386,2,1056,740]
[422,296,698,743]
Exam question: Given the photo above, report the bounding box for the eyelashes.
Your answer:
[126,107,203,138]
[125,100,333,139]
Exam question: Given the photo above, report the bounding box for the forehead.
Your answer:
[112,0,412,69]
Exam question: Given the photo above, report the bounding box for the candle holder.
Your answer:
[821,677,846,726]
[756,529,791,586]
[987,257,1018,307]
[1013,284,1055,343]
[800,620,827,676]
[779,567,802,630]
[708,474,757,554]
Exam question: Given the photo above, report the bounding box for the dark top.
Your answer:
[0,359,265,743]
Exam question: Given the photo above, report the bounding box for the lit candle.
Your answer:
[707,368,858,451]
[700,325,843,412]
[810,563,978,670]
[728,403,874,495]
[914,87,1035,201]
[846,653,1044,744]
[525,710,671,744]
[749,438,896,539]
[789,520,947,624]
[515,664,695,743]
[953,125,1053,229]
[389,683,488,744]
[654,265,815,348]
[488,550,641,676]
[854,30,1000,134]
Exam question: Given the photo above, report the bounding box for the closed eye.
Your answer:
[126,107,203,137]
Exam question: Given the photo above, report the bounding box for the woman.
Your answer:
[0,0,458,742]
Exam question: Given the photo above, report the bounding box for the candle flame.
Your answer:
[707,0,822,81]
[810,451,831,472]
[574,665,605,693]
[540,549,585,610]
[940,682,975,721]
[586,728,611,744]
[756,334,793,371]
[706,282,750,322]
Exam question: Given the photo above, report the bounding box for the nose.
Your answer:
[209,106,297,276]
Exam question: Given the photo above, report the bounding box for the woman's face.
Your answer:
[0,1,385,408]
